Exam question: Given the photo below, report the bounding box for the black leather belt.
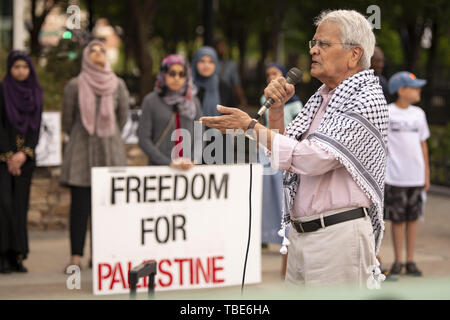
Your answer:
[291,207,366,233]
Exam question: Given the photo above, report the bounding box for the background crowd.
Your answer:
[0,0,448,283]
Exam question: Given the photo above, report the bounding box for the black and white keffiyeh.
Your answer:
[279,69,388,254]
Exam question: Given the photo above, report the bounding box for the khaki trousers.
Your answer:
[285,212,377,288]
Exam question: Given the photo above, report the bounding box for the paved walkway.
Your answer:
[1,191,450,300]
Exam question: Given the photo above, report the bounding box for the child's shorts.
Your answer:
[384,184,423,222]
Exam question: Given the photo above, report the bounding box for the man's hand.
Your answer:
[424,177,430,192]
[263,76,295,112]
[170,157,195,170]
[199,105,252,133]
[7,151,26,176]
[421,140,430,192]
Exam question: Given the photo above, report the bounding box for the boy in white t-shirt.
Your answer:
[385,71,430,277]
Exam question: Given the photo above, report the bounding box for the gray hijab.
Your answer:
[192,46,221,116]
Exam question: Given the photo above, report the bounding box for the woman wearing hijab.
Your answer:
[60,40,129,270]
[138,54,202,169]
[0,51,43,273]
[259,63,303,277]
[192,46,237,164]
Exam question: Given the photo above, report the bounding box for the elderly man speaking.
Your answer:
[200,10,388,287]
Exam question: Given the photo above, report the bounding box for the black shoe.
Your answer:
[10,254,28,273]
[405,261,422,276]
[390,262,404,275]
[0,256,12,274]
[12,262,28,273]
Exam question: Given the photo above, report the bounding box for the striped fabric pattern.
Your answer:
[281,69,388,254]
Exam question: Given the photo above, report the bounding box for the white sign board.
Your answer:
[92,164,263,295]
[35,112,61,166]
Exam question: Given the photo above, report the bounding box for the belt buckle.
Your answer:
[296,221,305,233]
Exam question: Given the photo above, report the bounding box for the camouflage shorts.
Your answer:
[384,184,423,222]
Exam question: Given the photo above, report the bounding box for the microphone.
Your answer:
[255,67,302,120]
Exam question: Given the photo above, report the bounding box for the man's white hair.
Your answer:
[314,10,375,69]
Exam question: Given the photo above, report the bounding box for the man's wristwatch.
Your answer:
[247,119,258,130]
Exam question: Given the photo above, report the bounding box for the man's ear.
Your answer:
[349,46,364,69]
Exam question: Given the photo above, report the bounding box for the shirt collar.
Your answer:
[319,85,336,101]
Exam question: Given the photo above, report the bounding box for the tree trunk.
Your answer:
[268,1,286,63]
[236,28,247,80]
[424,19,438,116]
[87,0,95,32]
[129,0,159,103]
[399,19,425,73]
[28,0,60,57]
[29,0,41,56]
[203,0,214,46]
[257,30,270,84]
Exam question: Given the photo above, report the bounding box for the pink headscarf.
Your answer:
[78,40,118,137]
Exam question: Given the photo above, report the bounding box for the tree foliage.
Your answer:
[3,0,449,117]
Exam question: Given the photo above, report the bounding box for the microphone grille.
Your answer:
[286,67,302,85]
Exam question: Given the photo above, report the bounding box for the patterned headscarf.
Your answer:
[154,54,197,120]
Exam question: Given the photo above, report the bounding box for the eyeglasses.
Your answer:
[309,39,357,50]
[167,71,186,78]
[89,47,106,54]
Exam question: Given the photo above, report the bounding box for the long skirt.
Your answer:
[0,161,33,260]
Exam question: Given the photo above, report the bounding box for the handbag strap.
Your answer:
[155,113,176,148]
